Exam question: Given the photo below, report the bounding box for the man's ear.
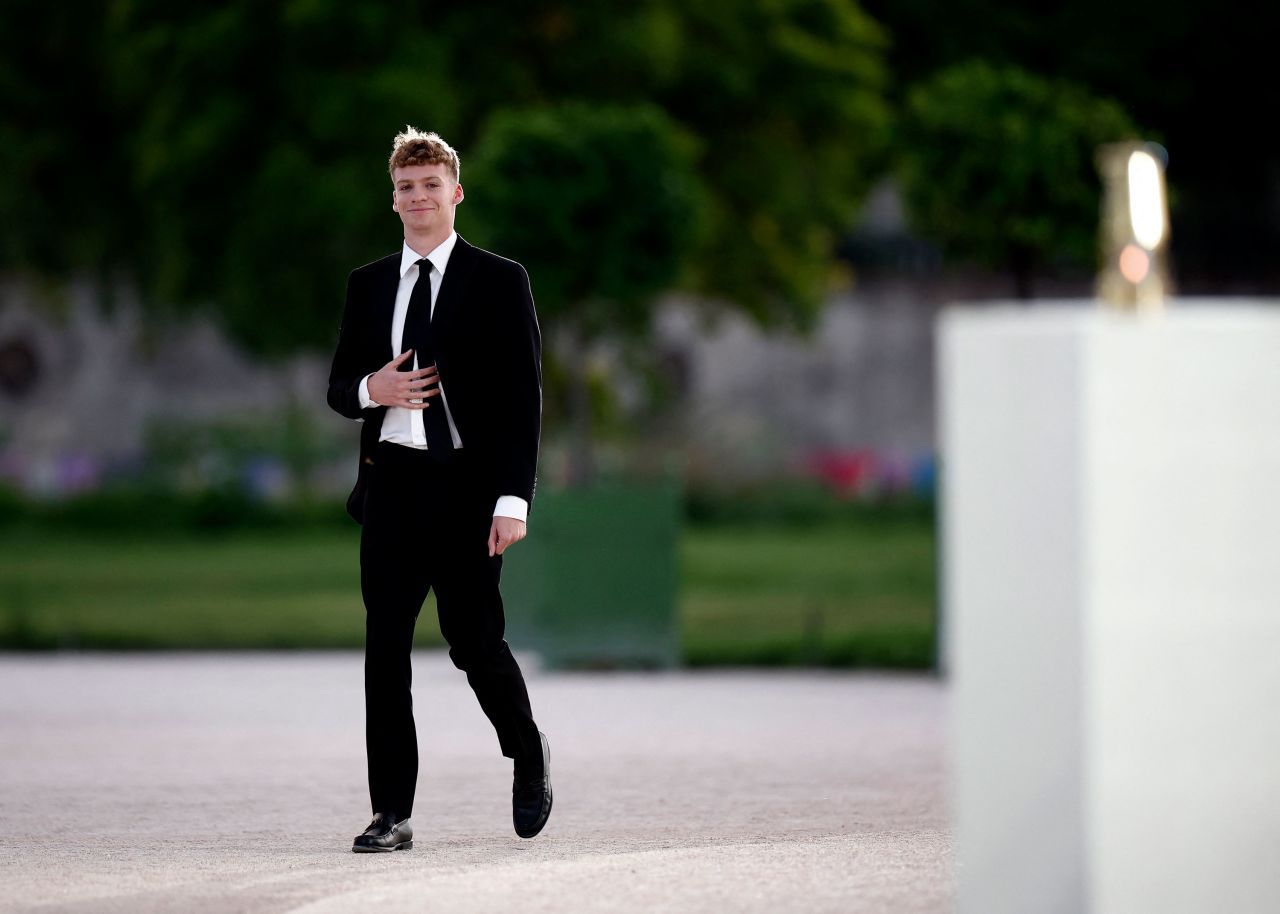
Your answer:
[453,182,464,205]
[391,190,399,212]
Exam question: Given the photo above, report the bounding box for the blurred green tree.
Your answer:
[0,3,126,280]
[863,0,1275,286]
[466,103,703,484]
[1,0,889,354]
[430,0,890,328]
[896,60,1140,298]
[99,0,454,353]
[654,0,890,328]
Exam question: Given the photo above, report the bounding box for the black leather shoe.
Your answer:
[352,812,413,852]
[513,731,552,839]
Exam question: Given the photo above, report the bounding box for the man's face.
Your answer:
[391,163,463,235]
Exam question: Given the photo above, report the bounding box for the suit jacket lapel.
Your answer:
[432,235,478,331]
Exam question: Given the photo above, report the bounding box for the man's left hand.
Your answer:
[489,516,527,557]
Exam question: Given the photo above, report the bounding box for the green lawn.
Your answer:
[680,523,936,667]
[0,529,366,650]
[0,521,936,667]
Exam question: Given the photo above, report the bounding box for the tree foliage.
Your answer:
[0,3,125,276]
[644,0,890,327]
[896,60,1139,297]
[864,0,1278,286]
[0,0,890,355]
[466,104,702,341]
[102,1,455,352]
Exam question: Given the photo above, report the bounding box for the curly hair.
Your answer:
[387,126,460,182]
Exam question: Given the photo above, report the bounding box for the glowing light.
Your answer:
[1118,243,1150,283]
[1128,150,1165,249]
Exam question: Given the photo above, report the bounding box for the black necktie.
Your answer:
[400,258,454,455]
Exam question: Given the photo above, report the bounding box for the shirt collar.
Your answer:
[400,230,459,278]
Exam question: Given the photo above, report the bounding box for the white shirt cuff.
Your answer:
[358,374,375,409]
[493,496,528,522]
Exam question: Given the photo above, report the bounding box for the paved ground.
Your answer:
[0,653,951,913]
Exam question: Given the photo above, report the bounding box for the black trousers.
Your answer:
[359,440,540,819]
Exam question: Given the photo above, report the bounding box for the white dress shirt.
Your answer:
[358,233,528,522]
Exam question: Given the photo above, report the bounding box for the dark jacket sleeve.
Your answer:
[493,261,543,506]
[327,270,367,420]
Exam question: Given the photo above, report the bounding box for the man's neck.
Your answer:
[404,226,454,258]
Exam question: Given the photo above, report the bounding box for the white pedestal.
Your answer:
[939,302,1280,914]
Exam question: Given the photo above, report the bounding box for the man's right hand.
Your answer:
[367,350,441,409]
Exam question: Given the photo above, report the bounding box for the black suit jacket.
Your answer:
[327,235,542,523]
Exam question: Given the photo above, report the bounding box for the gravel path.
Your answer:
[0,653,951,913]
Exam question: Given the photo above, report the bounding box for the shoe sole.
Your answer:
[352,840,413,853]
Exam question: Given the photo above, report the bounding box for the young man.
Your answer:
[327,127,551,852]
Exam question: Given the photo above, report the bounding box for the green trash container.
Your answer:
[501,481,680,668]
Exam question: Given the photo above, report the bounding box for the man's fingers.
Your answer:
[379,390,434,409]
[369,358,442,409]
[488,519,526,557]
[403,385,440,403]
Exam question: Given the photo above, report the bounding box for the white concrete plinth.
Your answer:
[939,301,1280,914]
